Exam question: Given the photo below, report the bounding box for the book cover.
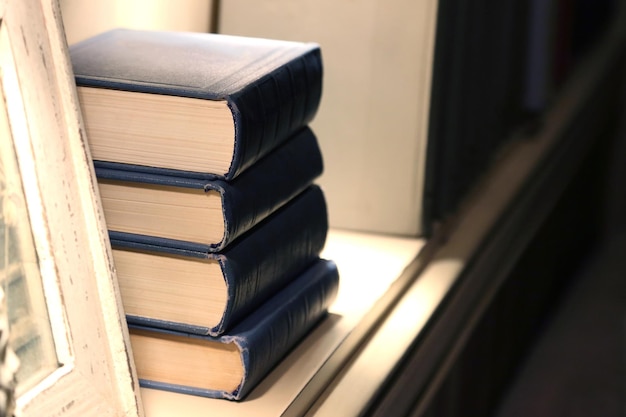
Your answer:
[112,185,328,336]
[96,126,322,251]
[128,258,339,401]
[69,28,323,180]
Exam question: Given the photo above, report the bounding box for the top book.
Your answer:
[70,28,323,180]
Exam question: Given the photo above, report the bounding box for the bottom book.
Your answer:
[128,258,340,401]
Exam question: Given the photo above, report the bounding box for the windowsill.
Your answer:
[140,228,426,417]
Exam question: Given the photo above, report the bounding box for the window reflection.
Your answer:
[0,103,58,393]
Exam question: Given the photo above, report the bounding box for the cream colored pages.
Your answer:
[140,228,425,417]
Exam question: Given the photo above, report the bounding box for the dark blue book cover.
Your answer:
[113,185,328,336]
[70,28,323,180]
[128,258,339,401]
[96,126,322,251]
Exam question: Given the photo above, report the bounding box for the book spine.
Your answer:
[220,126,323,250]
[226,258,339,400]
[226,48,323,179]
[218,185,328,334]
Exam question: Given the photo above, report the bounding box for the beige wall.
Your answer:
[219,1,438,236]
[60,0,213,45]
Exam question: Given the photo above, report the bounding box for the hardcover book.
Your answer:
[69,28,323,180]
[113,185,328,336]
[128,258,340,401]
[96,126,322,251]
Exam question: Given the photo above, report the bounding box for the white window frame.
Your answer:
[0,0,143,416]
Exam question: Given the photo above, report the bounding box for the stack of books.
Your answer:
[70,28,339,401]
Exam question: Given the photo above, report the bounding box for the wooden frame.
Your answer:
[0,0,143,416]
